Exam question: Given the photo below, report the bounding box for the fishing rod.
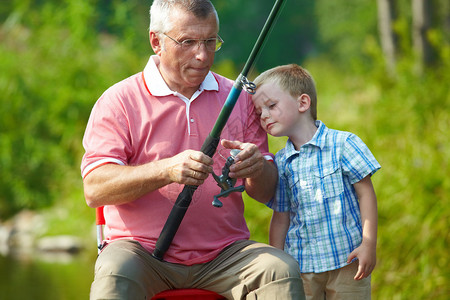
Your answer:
[152,0,286,261]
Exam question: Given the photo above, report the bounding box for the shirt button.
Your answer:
[190,118,194,123]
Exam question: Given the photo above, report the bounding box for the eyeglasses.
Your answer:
[162,33,224,52]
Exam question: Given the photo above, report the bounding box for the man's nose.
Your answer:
[195,42,211,60]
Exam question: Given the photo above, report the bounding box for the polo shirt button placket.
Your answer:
[188,115,198,136]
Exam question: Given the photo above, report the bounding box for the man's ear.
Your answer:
[149,31,162,55]
[297,94,311,113]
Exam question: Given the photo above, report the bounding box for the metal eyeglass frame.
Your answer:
[161,32,224,52]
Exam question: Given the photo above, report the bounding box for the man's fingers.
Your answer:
[188,151,214,174]
[220,139,243,150]
[168,150,214,185]
[189,152,214,165]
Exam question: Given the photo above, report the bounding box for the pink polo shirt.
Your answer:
[81,56,271,265]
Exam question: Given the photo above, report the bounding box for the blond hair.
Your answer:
[254,64,317,120]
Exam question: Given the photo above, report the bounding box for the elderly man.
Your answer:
[81,0,304,299]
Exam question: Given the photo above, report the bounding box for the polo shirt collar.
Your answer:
[143,55,219,97]
[284,120,328,157]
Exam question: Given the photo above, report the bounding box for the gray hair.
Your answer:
[149,0,219,33]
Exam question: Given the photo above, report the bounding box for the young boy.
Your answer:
[252,64,381,299]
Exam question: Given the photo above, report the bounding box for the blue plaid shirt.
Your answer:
[267,121,381,273]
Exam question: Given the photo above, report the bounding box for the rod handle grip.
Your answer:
[152,185,196,260]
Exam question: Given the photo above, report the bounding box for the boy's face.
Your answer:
[252,82,301,137]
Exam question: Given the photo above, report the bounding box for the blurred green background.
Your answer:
[1,0,449,299]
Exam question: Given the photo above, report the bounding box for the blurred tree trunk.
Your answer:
[440,0,450,44]
[377,0,397,75]
[412,0,433,73]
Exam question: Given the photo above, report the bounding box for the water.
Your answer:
[0,251,96,300]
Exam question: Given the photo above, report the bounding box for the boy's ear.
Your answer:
[297,94,311,113]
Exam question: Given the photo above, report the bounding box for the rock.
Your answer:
[1,210,47,256]
[0,224,13,255]
[37,235,84,254]
[0,210,85,260]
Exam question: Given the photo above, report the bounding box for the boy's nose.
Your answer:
[260,108,270,120]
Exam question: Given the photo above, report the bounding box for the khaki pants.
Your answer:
[301,261,371,300]
[90,239,305,300]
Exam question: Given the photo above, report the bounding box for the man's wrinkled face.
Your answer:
[153,8,218,97]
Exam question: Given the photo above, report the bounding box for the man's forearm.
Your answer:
[83,160,171,208]
[83,149,214,207]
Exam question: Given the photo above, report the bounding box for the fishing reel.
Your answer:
[211,149,245,208]
[240,75,256,95]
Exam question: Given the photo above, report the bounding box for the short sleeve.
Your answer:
[341,133,381,184]
[81,86,131,178]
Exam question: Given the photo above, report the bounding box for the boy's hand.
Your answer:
[347,242,376,280]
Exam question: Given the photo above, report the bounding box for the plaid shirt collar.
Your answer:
[284,120,328,158]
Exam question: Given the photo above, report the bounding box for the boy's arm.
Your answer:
[347,175,378,280]
[269,211,290,249]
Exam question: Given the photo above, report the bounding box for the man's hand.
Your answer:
[220,139,277,203]
[167,149,214,186]
[220,139,265,179]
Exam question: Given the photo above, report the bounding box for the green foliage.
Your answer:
[366,60,449,300]
[314,0,378,69]
[214,0,318,70]
[0,1,148,218]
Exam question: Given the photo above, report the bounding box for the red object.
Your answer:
[151,288,225,300]
[96,206,105,225]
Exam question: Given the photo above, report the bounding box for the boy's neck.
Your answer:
[289,120,318,150]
